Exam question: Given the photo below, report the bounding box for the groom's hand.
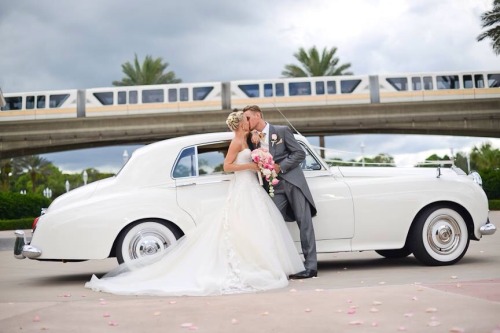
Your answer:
[250,130,261,145]
[274,163,281,174]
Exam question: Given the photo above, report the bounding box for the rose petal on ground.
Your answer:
[412,296,418,301]
[169,301,177,304]
[33,315,40,322]
[449,327,465,333]
[188,326,199,331]
[289,289,297,292]
[231,319,238,324]
[108,321,118,326]
[349,320,363,325]
[404,313,414,317]
[180,323,193,328]
[426,307,438,313]
[305,308,312,313]
[379,281,386,285]
[398,326,407,331]
[153,311,161,316]
[370,307,379,313]
[100,301,107,305]
[428,321,441,327]
[347,309,356,314]
[372,301,382,305]
[371,322,378,327]
[103,313,110,318]
[451,275,457,279]
[261,311,270,316]
[315,288,324,292]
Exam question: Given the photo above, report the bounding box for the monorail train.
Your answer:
[1,70,499,121]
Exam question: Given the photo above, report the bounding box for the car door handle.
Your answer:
[176,183,196,187]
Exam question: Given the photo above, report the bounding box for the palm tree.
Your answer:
[282,46,353,78]
[470,142,500,171]
[16,156,52,193]
[112,54,182,86]
[477,0,500,55]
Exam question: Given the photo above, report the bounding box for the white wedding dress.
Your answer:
[85,149,304,296]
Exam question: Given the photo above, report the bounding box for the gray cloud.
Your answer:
[1,0,498,171]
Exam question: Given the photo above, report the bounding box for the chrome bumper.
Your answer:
[14,230,42,259]
[480,218,496,236]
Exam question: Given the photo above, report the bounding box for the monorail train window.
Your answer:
[463,75,474,89]
[118,91,127,104]
[437,75,459,89]
[180,88,189,101]
[289,82,311,96]
[488,74,500,88]
[315,82,325,95]
[37,96,46,108]
[412,77,422,91]
[94,92,113,105]
[386,78,408,91]
[475,75,485,88]
[239,84,259,98]
[129,91,138,104]
[26,96,35,109]
[49,94,69,108]
[264,83,273,97]
[193,87,214,100]
[276,83,284,96]
[1,96,22,110]
[327,81,336,94]
[423,76,433,90]
[143,89,164,103]
[341,79,361,93]
[168,88,177,102]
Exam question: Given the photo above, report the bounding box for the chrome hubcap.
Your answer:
[427,214,461,255]
[128,228,171,259]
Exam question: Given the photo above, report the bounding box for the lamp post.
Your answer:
[65,180,70,192]
[360,142,365,167]
[123,150,129,165]
[82,170,88,185]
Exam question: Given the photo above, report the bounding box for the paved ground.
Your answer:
[0,212,499,333]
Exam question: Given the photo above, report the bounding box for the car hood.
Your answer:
[331,166,466,178]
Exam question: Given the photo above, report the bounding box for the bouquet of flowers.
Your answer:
[251,148,280,197]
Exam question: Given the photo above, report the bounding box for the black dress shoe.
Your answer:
[289,269,317,280]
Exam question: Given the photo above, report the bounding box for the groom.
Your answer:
[243,105,318,279]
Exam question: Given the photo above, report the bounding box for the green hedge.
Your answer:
[0,217,35,231]
[0,193,50,219]
[489,199,500,211]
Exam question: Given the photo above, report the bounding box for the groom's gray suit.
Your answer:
[252,124,317,271]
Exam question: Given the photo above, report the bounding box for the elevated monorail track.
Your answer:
[1,98,499,159]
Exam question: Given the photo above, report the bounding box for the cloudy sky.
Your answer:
[1,0,498,172]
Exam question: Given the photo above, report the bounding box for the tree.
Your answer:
[470,142,500,171]
[15,156,52,193]
[112,54,181,86]
[282,46,353,78]
[477,0,500,55]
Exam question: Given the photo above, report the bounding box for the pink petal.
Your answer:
[404,313,414,317]
[371,322,378,327]
[347,309,356,314]
[261,311,270,316]
[153,311,161,316]
[289,289,297,292]
[169,300,177,304]
[398,326,407,331]
[426,307,438,313]
[449,327,465,333]
[103,313,111,318]
[231,319,238,324]
[108,321,118,326]
[349,320,363,325]
[428,321,441,327]
[305,308,312,313]
[33,315,41,322]
[372,301,382,305]
[370,307,379,313]
[188,326,199,331]
[181,323,193,328]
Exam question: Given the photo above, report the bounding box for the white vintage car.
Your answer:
[14,132,496,266]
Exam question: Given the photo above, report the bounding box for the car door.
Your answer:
[288,143,355,244]
[174,141,233,226]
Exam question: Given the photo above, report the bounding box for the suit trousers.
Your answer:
[273,179,317,271]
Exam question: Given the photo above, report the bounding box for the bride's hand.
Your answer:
[249,163,260,172]
[250,131,260,145]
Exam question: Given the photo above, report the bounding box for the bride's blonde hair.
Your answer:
[226,110,244,131]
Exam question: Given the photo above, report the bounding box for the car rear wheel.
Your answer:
[375,247,412,259]
[410,206,469,266]
[116,220,183,265]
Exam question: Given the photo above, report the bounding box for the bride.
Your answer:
[85,110,304,296]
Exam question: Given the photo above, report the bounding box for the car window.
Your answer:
[299,143,323,171]
[173,142,230,178]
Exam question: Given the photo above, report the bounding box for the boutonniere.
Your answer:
[271,133,283,146]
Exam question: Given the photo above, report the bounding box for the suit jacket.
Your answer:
[248,124,317,220]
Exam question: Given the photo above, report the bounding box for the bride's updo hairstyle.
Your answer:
[226,110,244,131]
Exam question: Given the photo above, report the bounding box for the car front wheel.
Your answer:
[410,206,469,266]
[116,220,183,265]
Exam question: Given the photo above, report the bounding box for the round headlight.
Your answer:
[469,171,482,187]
